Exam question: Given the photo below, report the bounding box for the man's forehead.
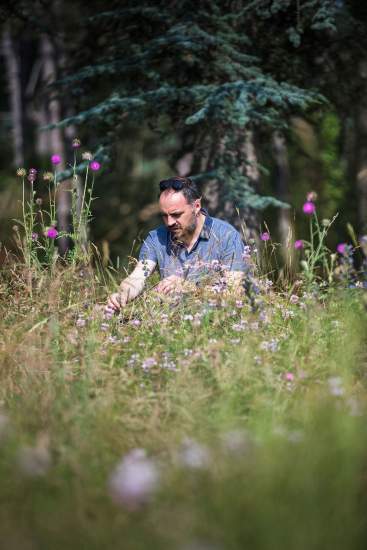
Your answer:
[159,190,189,212]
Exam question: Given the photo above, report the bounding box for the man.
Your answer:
[107,176,247,312]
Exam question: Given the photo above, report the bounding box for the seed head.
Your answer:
[16,168,26,177]
[82,151,93,161]
[43,172,53,182]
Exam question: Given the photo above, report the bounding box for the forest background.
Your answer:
[0,0,367,266]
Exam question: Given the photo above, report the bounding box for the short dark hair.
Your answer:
[159,176,201,204]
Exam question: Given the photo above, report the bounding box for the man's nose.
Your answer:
[167,216,176,226]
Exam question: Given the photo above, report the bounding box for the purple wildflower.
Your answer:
[28,168,37,183]
[294,239,303,250]
[302,201,316,215]
[90,160,101,171]
[46,227,58,239]
[260,231,270,241]
[51,155,61,165]
[31,232,38,241]
[337,243,347,254]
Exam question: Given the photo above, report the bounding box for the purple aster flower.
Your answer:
[294,239,303,250]
[260,231,270,241]
[51,155,61,165]
[336,243,347,254]
[46,227,58,239]
[302,201,316,215]
[90,161,101,171]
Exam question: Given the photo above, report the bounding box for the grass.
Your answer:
[0,261,366,549]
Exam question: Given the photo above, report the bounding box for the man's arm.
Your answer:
[107,259,156,312]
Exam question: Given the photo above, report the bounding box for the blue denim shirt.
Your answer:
[138,210,246,281]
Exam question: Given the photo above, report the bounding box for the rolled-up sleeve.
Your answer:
[138,232,158,264]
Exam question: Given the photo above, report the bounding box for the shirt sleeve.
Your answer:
[138,232,158,264]
[220,230,247,272]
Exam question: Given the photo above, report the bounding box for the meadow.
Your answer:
[0,163,366,549]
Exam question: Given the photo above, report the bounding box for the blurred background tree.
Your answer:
[0,0,366,265]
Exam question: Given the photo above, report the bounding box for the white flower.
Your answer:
[176,438,210,470]
[108,449,159,509]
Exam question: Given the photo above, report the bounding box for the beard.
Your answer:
[169,210,197,241]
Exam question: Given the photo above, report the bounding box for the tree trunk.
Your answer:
[2,26,24,167]
[355,60,367,234]
[40,34,71,256]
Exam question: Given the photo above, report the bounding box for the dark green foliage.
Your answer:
[47,0,348,212]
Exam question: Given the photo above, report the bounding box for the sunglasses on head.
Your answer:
[159,178,193,192]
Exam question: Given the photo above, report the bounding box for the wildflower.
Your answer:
[176,438,210,470]
[142,357,157,371]
[12,225,19,232]
[35,197,43,206]
[76,318,86,328]
[260,231,270,241]
[28,168,37,183]
[108,448,160,510]
[322,218,331,227]
[221,429,250,455]
[46,227,58,239]
[130,319,141,327]
[260,339,279,352]
[17,433,51,477]
[285,372,294,381]
[302,201,316,215]
[51,154,61,165]
[101,322,109,331]
[72,138,81,149]
[43,171,53,182]
[183,314,194,321]
[235,300,243,308]
[16,168,26,177]
[306,191,318,202]
[328,376,344,396]
[90,160,101,171]
[337,243,347,254]
[294,239,303,250]
[82,151,93,161]
[31,232,38,241]
[289,294,299,304]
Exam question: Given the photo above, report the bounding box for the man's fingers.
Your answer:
[107,293,121,311]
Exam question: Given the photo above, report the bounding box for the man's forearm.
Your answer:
[118,260,156,305]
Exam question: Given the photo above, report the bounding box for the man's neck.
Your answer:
[182,212,206,251]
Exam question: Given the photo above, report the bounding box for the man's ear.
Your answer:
[194,198,201,214]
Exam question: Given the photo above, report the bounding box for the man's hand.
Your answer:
[106,292,127,313]
[155,275,184,295]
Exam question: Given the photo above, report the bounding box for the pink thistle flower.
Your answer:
[51,155,61,165]
[260,231,270,241]
[294,239,303,250]
[46,227,58,239]
[90,160,101,171]
[302,201,316,215]
[285,372,294,381]
[336,243,347,254]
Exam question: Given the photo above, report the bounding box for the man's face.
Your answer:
[159,190,201,240]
